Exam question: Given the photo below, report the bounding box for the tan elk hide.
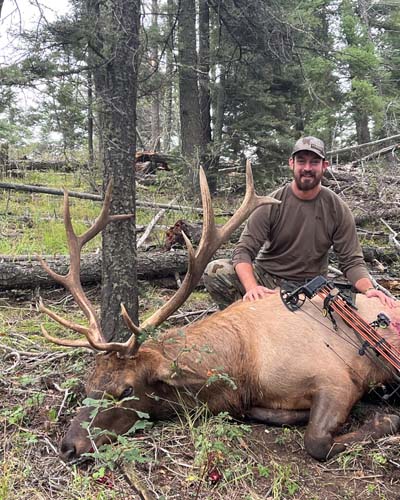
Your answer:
[37,164,400,462]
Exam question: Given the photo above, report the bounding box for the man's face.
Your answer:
[289,151,328,191]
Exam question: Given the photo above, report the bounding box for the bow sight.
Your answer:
[280,275,331,312]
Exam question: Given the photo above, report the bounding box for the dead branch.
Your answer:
[4,160,81,172]
[380,218,400,251]
[328,265,396,299]
[0,182,203,213]
[343,144,399,168]
[327,134,400,155]
[137,197,177,249]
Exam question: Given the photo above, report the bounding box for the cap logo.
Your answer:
[310,142,323,154]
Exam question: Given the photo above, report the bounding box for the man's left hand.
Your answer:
[365,288,398,308]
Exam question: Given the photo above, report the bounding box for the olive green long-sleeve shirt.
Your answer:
[232,184,370,285]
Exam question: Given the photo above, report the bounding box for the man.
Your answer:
[204,136,397,309]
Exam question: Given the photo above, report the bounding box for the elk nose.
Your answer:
[59,441,77,462]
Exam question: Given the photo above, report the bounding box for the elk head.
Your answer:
[38,162,280,461]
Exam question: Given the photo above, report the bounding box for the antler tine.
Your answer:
[38,298,90,336]
[40,325,93,349]
[140,161,280,330]
[79,181,133,247]
[38,181,134,353]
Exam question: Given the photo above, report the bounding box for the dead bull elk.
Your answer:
[38,164,400,462]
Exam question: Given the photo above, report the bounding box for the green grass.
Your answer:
[0,174,103,255]
[0,169,211,256]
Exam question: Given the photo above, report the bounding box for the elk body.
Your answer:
[38,164,400,462]
[60,293,400,462]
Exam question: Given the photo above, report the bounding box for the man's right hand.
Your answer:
[235,262,278,302]
[243,286,277,301]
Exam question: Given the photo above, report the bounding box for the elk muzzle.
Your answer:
[59,402,138,461]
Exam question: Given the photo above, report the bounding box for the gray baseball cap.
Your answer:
[291,136,326,159]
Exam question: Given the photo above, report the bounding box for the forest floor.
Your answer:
[1,158,400,499]
[2,286,400,500]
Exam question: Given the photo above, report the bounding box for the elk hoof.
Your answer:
[304,433,344,461]
[60,442,77,462]
[370,413,400,437]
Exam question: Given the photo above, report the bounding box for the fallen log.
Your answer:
[6,160,80,172]
[326,133,400,156]
[0,249,231,290]
[355,208,400,226]
[0,182,204,213]
[0,246,398,290]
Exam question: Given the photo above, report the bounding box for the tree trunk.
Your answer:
[87,0,140,341]
[178,0,203,195]
[198,0,211,146]
[355,110,371,145]
[150,0,161,151]
[198,0,218,192]
[213,65,226,144]
[164,0,175,152]
[87,70,95,172]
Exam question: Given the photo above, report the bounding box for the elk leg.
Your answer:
[305,389,400,461]
[333,412,400,448]
[247,407,310,426]
[304,391,355,461]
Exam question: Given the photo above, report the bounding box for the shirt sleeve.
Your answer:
[332,201,370,285]
[232,204,273,268]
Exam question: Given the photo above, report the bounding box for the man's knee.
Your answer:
[204,258,234,279]
[203,259,242,309]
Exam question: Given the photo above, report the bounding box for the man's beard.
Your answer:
[293,170,323,191]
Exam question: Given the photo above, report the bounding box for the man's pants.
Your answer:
[203,259,281,309]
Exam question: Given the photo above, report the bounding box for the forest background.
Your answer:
[1,0,399,341]
[1,2,400,499]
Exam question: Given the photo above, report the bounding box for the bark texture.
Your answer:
[0,250,230,290]
[178,0,203,194]
[87,0,140,340]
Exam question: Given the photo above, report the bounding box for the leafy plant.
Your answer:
[79,394,152,471]
[270,461,299,499]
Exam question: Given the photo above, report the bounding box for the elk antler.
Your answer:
[121,160,280,342]
[38,181,136,353]
[39,163,280,355]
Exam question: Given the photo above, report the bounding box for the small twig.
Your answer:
[169,306,218,320]
[350,474,384,480]
[137,197,177,249]
[2,350,21,372]
[121,464,156,500]
[0,342,38,357]
[380,218,400,251]
[52,382,70,419]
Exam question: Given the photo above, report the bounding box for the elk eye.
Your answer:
[120,386,134,400]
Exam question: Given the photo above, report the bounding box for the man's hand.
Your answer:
[365,288,398,309]
[243,285,277,302]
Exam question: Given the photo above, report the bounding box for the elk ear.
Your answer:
[149,356,204,388]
